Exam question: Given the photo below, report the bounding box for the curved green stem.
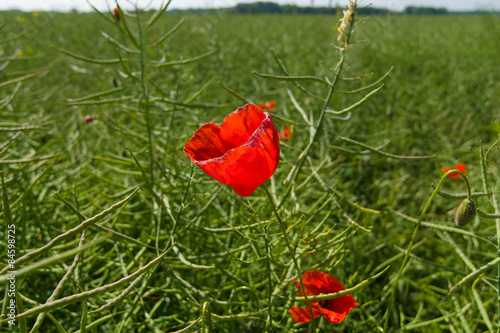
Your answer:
[458,171,473,200]
[295,266,389,302]
[263,185,316,331]
[264,228,273,331]
[202,301,212,333]
[477,210,500,219]
[383,169,472,330]
[479,141,500,330]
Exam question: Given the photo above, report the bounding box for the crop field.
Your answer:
[0,2,499,332]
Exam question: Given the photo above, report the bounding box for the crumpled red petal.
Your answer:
[317,294,357,324]
[289,305,321,323]
[290,270,357,325]
[293,270,346,296]
[442,162,467,181]
[184,104,280,197]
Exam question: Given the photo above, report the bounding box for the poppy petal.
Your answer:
[319,294,357,324]
[220,104,266,147]
[184,104,280,197]
[278,125,291,141]
[291,270,357,325]
[454,163,467,174]
[289,306,312,323]
[441,166,451,173]
[441,164,464,181]
[221,146,272,196]
[295,270,346,296]
[289,306,321,324]
[184,123,234,162]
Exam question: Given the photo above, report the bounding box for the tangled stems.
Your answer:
[262,185,317,331]
[383,170,472,330]
[134,7,155,188]
[279,1,358,208]
[480,138,500,329]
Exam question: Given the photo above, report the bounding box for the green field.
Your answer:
[0,3,499,332]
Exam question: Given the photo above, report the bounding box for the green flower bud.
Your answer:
[454,199,476,227]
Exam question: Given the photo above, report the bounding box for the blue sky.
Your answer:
[0,0,499,11]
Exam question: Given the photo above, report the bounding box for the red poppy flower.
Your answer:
[113,7,120,21]
[441,162,467,181]
[289,270,357,324]
[278,125,291,141]
[184,104,280,197]
[257,100,276,112]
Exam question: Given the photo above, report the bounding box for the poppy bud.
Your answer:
[454,199,476,227]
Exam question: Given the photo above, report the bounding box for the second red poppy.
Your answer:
[289,270,357,325]
[441,162,467,181]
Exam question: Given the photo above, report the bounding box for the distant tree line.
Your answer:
[403,6,447,15]
[169,2,468,15]
[231,2,392,15]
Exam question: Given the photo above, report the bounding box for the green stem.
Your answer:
[383,170,472,330]
[202,301,212,333]
[263,185,316,330]
[264,231,273,331]
[278,4,357,208]
[295,266,389,302]
[477,210,500,219]
[167,164,195,251]
[479,141,500,329]
[135,8,154,187]
[115,165,194,332]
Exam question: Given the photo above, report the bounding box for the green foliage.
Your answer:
[0,4,499,332]
[404,6,447,15]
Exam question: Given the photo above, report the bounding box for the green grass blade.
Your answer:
[0,233,111,284]
[450,257,500,294]
[56,48,127,64]
[45,313,69,333]
[471,279,494,333]
[155,50,216,67]
[327,84,384,115]
[16,290,27,333]
[0,69,46,88]
[80,298,88,333]
[147,0,172,27]
[13,247,172,320]
[0,188,140,274]
[0,82,22,110]
[253,72,331,86]
[337,66,394,94]
[66,87,124,103]
[153,18,185,46]
[337,135,434,160]
[100,31,140,54]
